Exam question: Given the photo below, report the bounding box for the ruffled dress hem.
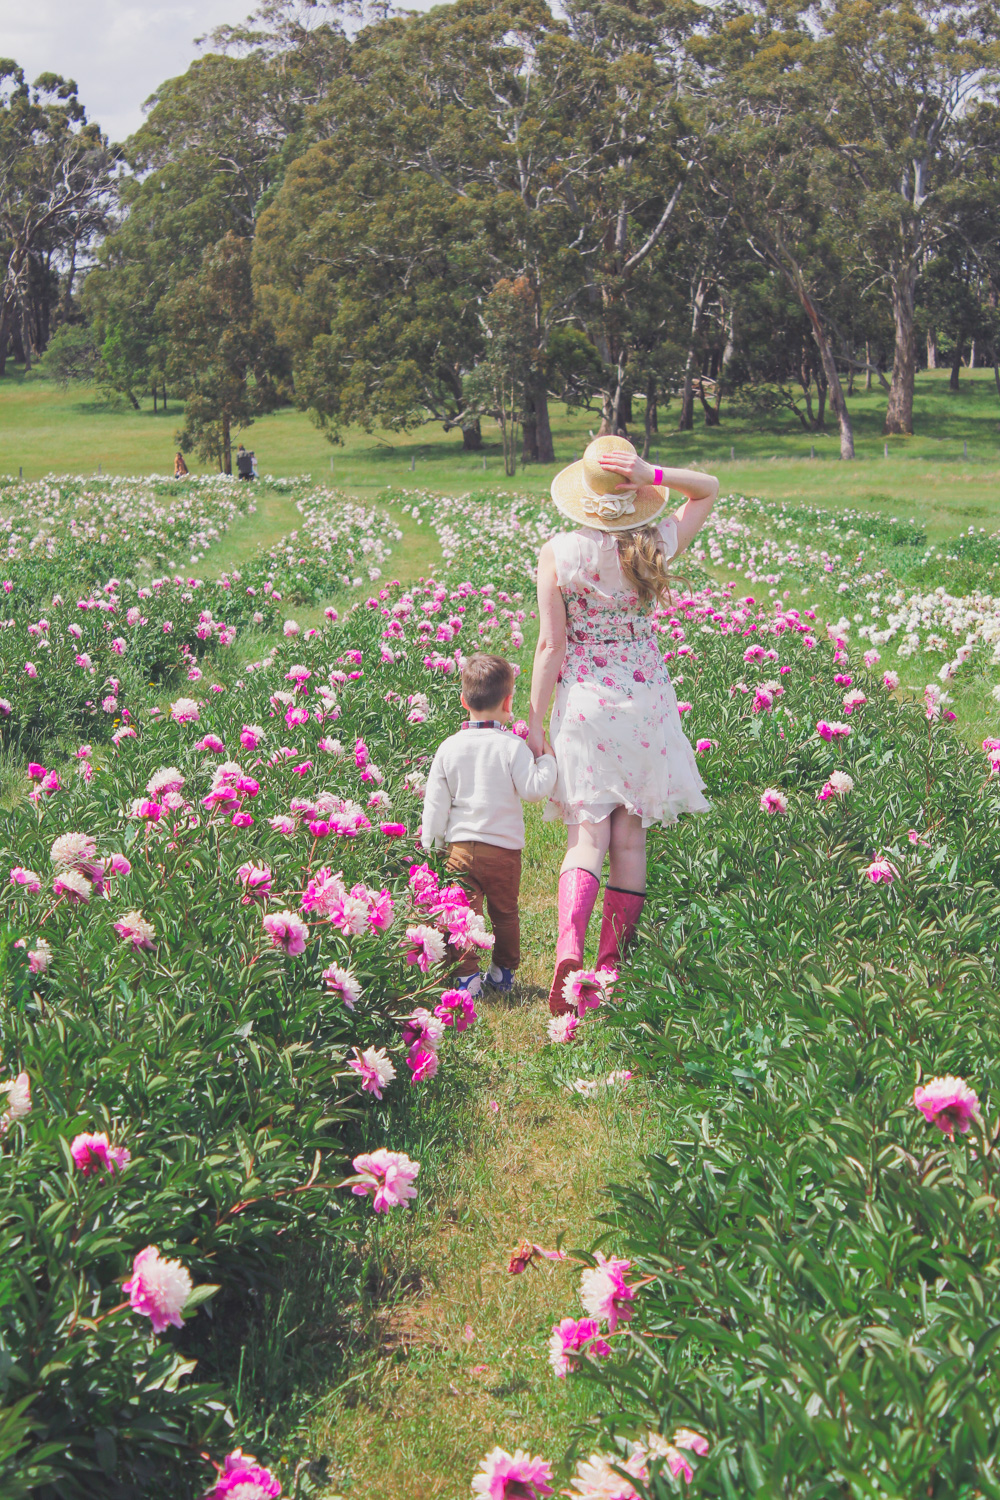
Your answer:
[543,786,710,830]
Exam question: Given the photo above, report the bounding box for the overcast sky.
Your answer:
[0,0,278,143]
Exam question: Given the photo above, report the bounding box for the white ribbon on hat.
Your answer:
[579,472,637,520]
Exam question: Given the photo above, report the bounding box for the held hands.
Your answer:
[597,451,657,493]
[542,735,555,758]
[526,726,545,758]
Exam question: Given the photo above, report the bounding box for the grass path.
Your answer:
[303,813,652,1498]
[210,489,652,1495]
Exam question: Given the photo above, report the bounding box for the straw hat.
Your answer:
[550,435,668,532]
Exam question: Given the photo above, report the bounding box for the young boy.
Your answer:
[421,653,557,995]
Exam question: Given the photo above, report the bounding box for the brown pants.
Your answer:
[445,841,522,975]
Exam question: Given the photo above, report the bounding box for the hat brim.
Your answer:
[550,459,669,532]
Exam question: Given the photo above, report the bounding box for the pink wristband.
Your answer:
[653,467,664,486]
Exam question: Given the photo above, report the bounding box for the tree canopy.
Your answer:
[6,0,1000,462]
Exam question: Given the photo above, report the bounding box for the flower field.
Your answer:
[2,476,1000,1498]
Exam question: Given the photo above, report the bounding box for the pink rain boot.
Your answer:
[548,868,600,1015]
[595,887,646,980]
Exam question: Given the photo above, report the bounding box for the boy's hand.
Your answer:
[542,736,555,758]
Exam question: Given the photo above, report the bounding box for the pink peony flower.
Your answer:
[405,1044,440,1083]
[0,1072,31,1131]
[435,988,478,1032]
[347,1046,396,1099]
[231,811,254,829]
[471,1447,554,1500]
[883,669,900,690]
[549,1317,612,1377]
[114,911,155,950]
[816,719,851,742]
[321,963,362,1010]
[547,1013,579,1043]
[206,1449,281,1498]
[351,1148,419,1211]
[130,798,163,822]
[70,1130,130,1176]
[170,697,200,724]
[564,1448,648,1499]
[863,856,898,884]
[695,738,714,753]
[818,770,854,801]
[580,1253,636,1333]
[237,863,272,902]
[409,862,440,907]
[562,968,612,1016]
[913,1075,981,1135]
[123,1245,193,1333]
[380,821,407,837]
[908,828,929,846]
[9,867,41,892]
[194,734,225,753]
[269,814,296,836]
[262,910,309,955]
[759,788,787,815]
[52,870,92,904]
[403,923,447,973]
[843,689,867,714]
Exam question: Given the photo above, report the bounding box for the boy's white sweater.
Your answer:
[420,726,557,851]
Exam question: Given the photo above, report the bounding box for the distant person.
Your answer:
[174,452,189,477]
[250,451,258,479]
[236,444,253,481]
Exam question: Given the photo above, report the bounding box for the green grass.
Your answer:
[3,368,1000,541]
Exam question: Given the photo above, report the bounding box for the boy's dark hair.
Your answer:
[461,653,516,712]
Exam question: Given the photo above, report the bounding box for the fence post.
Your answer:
[730,445,735,461]
[410,454,416,472]
[810,445,815,459]
[884,442,888,459]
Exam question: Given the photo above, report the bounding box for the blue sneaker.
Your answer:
[456,972,482,997]
[484,964,515,993]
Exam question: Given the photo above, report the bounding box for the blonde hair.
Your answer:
[616,524,673,606]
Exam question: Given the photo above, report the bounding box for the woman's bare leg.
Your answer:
[561,816,612,878]
[607,806,647,892]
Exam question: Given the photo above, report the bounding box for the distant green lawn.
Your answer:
[2,366,999,541]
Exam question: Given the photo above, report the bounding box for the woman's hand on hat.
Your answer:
[597,452,656,491]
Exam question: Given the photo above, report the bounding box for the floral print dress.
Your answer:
[545,522,710,829]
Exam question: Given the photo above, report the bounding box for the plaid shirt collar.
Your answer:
[460,719,509,732]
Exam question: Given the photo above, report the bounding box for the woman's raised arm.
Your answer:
[527,541,567,758]
[596,451,718,556]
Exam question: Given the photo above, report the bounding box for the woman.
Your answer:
[173,452,189,478]
[527,435,718,1013]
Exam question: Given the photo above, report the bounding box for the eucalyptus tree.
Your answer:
[818,0,1000,434]
[85,45,319,409]
[693,4,858,458]
[0,62,113,374]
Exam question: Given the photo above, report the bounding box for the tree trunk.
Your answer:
[521,394,538,464]
[532,379,554,462]
[883,269,917,436]
[814,377,827,431]
[678,277,708,431]
[222,412,232,475]
[461,419,482,451]
[794,276,855,458]
[927,330,938,369]
[949,341,964,392]
[162,381,168,413]
[153,385,158,414]
[968,340,976,368]
[865,340,872,392]
[642,374,656,458]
